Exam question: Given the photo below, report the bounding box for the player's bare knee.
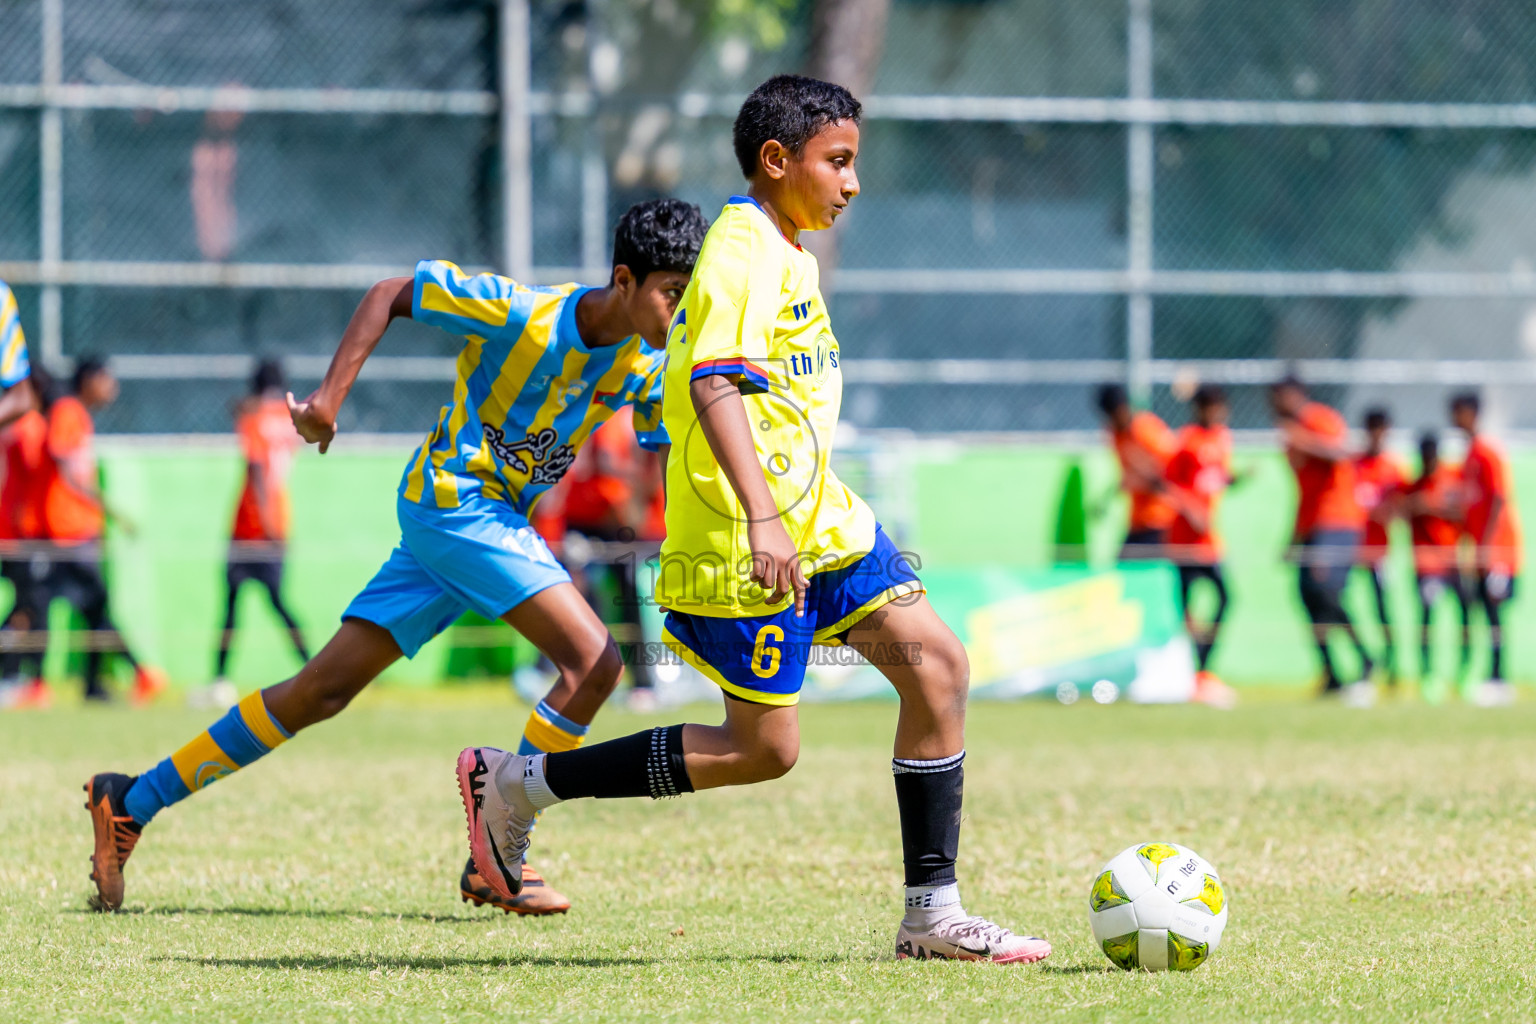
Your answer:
[746,733,799,780]
[298,676,357,722]
[576,639,624,699]
[283,662,371,724]
[923,631,970,712]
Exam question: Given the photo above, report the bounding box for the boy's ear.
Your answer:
[759,138,790,180]
[611,263,637,294]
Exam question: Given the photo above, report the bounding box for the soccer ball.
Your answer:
[1087,842,1228,971]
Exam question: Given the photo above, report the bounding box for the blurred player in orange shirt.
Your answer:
[38,357,164,702]
[200,361,309,708]
[0,368,52,700]
[1270,376,1375,698]
[1164,384,1237,708]
[1352,407,1408,687]
[1450,392,1521,706]
[1402,433,1468,686]
[1095,384,1177,560]
[561,412,661,704]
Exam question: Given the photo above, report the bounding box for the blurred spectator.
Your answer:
[0,366,52,706]
[38,357,166,703]
[1403,432,1467,687]
[1271,376,1375,701]
[191,97,244,262]
[1450,392,1522,707]
[1095,384,1176,561]
[1165,384,1237,708]
[1353,407,1408,688]
[194,360,308,709]
[561,413,661,704]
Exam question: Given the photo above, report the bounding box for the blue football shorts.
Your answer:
[344,494,571,657]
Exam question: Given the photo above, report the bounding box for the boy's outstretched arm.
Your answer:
[288,277,413,453]
[690,375,807,615]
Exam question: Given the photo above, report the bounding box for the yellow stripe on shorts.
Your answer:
[812,580,927,646]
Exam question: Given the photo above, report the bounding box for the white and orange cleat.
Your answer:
[1192,670,1238,709]
[896,913,1052,964]
[131,666,169,705]
[13,678,51,710]
[456,747,537,904]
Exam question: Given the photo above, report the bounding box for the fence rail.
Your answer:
[6,0,1536,431]
[9,264,1536,300]
[81,354,1536,388]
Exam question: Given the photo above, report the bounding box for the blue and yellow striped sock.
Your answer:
[123,691,291,826]
[518,699,589,756]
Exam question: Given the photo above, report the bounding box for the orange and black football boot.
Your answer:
[459,858,571,916]
[83,773,143,912]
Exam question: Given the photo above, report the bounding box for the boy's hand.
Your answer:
[287,391,337,454]
[748,518,807,617]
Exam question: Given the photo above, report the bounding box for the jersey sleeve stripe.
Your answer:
[419,281,512,329]
[691,358,770,389]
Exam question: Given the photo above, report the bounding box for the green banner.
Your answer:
[790,564,1195,703]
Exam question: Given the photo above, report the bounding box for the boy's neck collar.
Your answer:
[734,190,802,247]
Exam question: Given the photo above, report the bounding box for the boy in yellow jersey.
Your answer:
[80,200,707,914]
[459,76,1051,964]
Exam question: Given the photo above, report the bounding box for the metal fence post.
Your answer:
[39,0,64,367]
[499,0,533,281]
[580,0,608,280]
[1126,0,1154,405]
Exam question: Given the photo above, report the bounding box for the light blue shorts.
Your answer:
[343,494,571,657]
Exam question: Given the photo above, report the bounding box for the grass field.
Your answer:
[3,688,1535,1023]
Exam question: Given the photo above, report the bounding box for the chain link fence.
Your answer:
[5,0,1536,433]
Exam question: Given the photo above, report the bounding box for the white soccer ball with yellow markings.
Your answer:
[1087,842,1228,971]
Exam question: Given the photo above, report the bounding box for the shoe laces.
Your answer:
[500,812,533,862]
[948,915,1014,948]
[109,816,141,865]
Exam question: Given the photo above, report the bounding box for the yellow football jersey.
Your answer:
[656,195,875,617]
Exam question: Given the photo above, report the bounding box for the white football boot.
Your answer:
[1472,679,1515,707]
[456,747,538,902]
[896,910,1052,964]
[1343,679,1376,709]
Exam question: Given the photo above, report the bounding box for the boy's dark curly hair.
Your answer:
[611,198,708,285]
[732,74,862,179]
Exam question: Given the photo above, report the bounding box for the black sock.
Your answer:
[544,725,693,800]
[1313,636,1339,685]
[1195,640,1214,672]
[893,751,964,890]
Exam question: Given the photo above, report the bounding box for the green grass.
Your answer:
[3,688,1535,1022]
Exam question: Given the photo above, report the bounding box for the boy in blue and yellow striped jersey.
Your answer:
[0,280,38,429]
[82,199,708,914]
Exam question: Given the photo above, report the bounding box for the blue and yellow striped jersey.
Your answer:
[0,281,30,390]
[400,260,668,514]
